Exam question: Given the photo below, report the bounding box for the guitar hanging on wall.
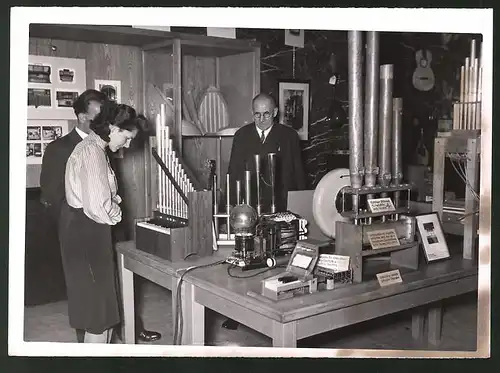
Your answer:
[412,49,436,92]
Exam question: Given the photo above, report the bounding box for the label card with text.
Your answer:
[367,197,396,213]
[376,269,403,287]
[366,229,400,250]
[317,254,350,273]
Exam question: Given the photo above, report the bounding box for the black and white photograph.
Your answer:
[56,91,79,107]
[279,81,310,140]
[28,63,51,83]
[95,79,121,103]
[8,7,492,361]
[416,212,451,263]
[42,125,62,141]
[27,88,51,107]
[26,126,41,141]
[58,68,75,83]
[26,143,42,158]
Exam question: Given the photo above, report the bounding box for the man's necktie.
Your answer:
[260,130,265,143]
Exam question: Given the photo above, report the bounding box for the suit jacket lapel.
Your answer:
[68,128,83,146]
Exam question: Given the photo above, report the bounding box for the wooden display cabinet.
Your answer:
[142,32,261,215]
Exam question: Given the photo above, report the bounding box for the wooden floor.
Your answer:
[24,280,478,351]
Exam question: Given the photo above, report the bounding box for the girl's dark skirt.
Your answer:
[59,202,121,334]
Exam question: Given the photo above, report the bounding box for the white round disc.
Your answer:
[312,168,351,239]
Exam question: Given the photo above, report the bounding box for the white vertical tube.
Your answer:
[167,138,172,216]
[459,66,465,130]
[156,114,161,211]
[464,58,470,130]
[476,66,482,129]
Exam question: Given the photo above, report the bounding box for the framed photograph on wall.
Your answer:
[415,212,451,262]
[278,80,310,141]
[95,79,122,103]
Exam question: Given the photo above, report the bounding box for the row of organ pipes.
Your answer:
[155,104,194,220]
[454,38,483,130]
[347,30,408,223]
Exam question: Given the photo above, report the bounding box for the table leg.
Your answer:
[411,309,426,340]
[427,306,443,346]
[118,253,135,344]
[272,321,297,348]
[180,281,205,345]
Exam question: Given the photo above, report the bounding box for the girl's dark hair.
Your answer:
[90,101,144,142]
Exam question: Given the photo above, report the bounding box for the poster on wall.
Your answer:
[27,55,86,120]
[95,79,122,103]
[279,80,310,141]
[26,120,68,165]
[285,29,304,48]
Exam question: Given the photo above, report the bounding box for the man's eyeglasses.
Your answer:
[254,111,272,120]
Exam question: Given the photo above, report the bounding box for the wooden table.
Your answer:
[116,241,478,348]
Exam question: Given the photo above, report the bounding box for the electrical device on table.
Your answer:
[220,152,308,270]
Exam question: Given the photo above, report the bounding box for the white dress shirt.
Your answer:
[256,124,273,143]
[75,126,88,140]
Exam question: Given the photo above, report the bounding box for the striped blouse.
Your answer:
[65,130,122,225]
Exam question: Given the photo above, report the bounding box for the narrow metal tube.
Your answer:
[268,153,277,213]
[244,170,252,206]
[378,64,394,188]
[226,173,231,238]
[213,175,218,214]
[364,31,379,189]
[236,180,241,206]
[392,98,403,212]
[348,31,364,213]
[254,154,262,215]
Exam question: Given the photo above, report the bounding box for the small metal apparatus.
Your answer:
[262,239,322,301]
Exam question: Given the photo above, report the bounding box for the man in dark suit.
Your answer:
[223,93,306,330]
[228,93,306,212]
[40,89,161,343]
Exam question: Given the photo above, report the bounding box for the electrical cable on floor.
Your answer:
[173,259,226,345]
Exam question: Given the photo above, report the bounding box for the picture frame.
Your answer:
[95,79,122,103]
[415,212,451,262]
[278,80,310,141]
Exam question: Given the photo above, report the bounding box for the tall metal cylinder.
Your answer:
[378,64,394,187]
[268,153,277,213]
[364,31,380,188]
[236,180,241,206]
[348,31,364,216]
[244,170,252,206]
[392,98,403,210]
[392,98,403,184]
[254,154,262,215]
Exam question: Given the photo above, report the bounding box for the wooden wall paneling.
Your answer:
[181,54,217,188]
[218,51,256,128]
[143,49,174,214]
[173,39,182,154]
